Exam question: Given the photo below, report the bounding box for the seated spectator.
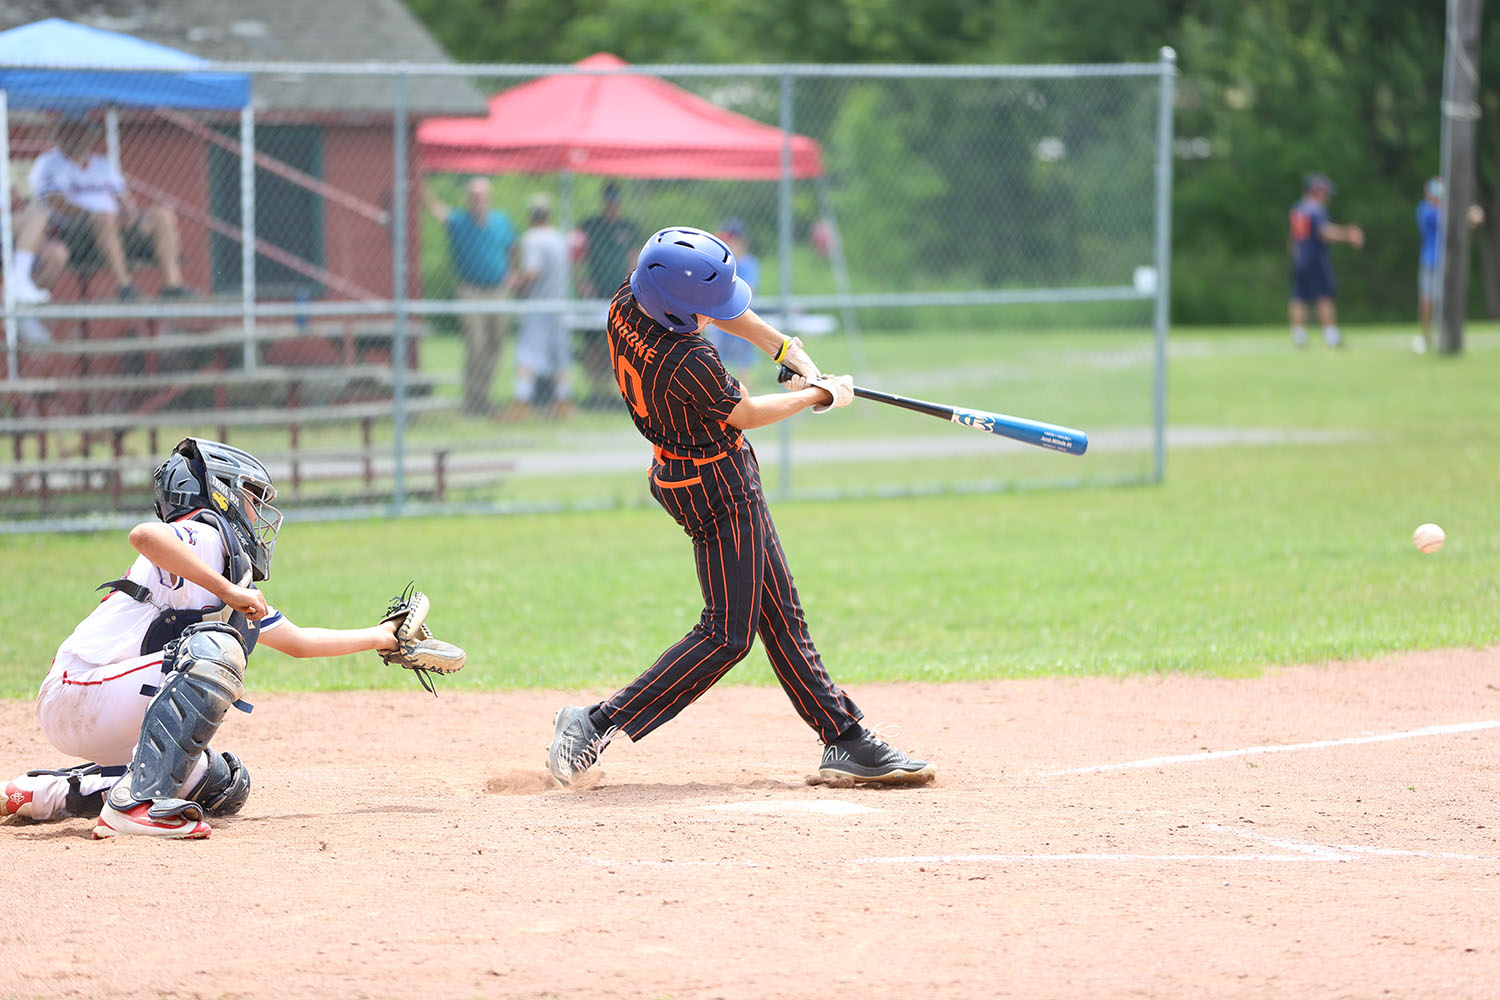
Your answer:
[9,202,68,304]
[7,201,70,343]
[29,115,193,301]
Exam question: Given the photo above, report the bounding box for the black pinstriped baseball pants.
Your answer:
[602,441,862,743]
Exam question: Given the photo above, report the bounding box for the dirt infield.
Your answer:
[3,648,1499,1000]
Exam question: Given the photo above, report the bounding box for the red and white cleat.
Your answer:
[1,782,35,819]
[93,802,211,840]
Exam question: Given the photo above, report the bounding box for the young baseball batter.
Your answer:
[1,437,417,839]
[547,226,934,787]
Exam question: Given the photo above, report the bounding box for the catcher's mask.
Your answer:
[153,437,282,581]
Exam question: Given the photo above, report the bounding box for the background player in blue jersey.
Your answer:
[1288,172,1363,349]
[1414,177,1485,353]
[546,226,935,789]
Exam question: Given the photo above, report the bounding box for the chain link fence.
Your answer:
[1,54,1174,530]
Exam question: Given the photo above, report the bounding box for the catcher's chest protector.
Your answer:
[95,509,261,656]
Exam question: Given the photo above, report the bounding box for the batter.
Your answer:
[546,226,935,787]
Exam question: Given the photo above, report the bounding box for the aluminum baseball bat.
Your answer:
[777,365,1088,456]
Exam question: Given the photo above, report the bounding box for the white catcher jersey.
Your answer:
[56,518,283,666]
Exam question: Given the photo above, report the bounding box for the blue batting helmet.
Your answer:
[629,227,752,333]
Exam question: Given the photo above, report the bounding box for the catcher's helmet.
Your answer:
[153,437,282,581]
[629,227,752,333]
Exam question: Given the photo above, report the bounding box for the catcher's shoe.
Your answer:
[817,728,935,786]
[2,781,35,819]
[93,801,211,840]
[547,705,617,787]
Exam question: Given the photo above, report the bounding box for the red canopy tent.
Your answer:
[416,53,822,180]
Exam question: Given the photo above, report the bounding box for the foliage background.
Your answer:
[403,0,1500,326]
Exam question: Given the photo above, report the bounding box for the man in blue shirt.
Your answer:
[1288,173,1363,348]
[1414,177,1486,353]
[1415,178,1444,353]
[423,178,516,416]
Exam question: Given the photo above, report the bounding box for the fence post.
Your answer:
[776,69,795,498]
[1437,0,1482,354]
[1,90,15,383]
[1152,47,1177,484]
[391,65,410,514]
[240,101,257,371]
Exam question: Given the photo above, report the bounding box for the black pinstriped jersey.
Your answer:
[606,279,744,459]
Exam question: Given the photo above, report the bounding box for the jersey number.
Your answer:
[616,357,648,417]
[1289,210,1311,241]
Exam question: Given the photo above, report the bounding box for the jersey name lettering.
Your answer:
[614,316,658,366]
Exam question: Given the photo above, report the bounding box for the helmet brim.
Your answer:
[700,276,752,323]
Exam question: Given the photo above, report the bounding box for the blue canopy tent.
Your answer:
[0,18,249,111]
[0,18,253,375]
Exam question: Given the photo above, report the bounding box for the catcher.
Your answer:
[0,437,463,840]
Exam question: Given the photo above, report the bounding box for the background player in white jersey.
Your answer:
[1,438,408,839]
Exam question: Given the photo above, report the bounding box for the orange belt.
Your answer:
[652,435,742,466]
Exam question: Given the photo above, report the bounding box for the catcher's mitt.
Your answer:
[379,584,466,695]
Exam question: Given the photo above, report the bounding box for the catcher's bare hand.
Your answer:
[223,584,268,621]
[378,584,466,695]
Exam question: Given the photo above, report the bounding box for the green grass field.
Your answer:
[3,322,1497,699]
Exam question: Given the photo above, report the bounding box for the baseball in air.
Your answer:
[1413,523,1445,553]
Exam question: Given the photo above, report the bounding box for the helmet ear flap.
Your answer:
[153,440,211,523]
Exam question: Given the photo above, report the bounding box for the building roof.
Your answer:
[0,1,486,115]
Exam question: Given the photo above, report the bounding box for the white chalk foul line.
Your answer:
[574,851,1344,868]
[703,799,877,817]
[1039,719,1500,777]
[572,826,1500,869]
[844,852,1344,864]
[1211,825,1498,862]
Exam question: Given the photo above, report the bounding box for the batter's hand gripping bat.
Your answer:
[777,365,1089,456]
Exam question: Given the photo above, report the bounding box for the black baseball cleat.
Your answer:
[547,706,617,787]
[817,727,936,786]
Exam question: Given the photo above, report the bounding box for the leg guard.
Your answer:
[9,762,127,820]
[188,748,251,816]
[103,622,246,827]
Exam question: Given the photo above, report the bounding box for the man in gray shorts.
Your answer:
[507,194,572,418]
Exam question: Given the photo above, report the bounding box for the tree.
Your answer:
[404,0,1499,324]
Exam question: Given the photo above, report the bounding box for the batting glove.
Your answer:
[772,336,819,379]
[787,372,854,413]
